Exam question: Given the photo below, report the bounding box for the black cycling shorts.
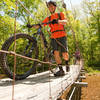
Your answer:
[51,36,68,52]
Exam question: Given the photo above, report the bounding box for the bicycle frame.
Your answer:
[25,24,53,63]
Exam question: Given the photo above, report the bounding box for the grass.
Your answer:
[85,66,100,74]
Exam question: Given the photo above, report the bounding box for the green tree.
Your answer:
[82,0,100,67]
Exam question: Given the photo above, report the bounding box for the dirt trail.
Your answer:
[81,73,100,100]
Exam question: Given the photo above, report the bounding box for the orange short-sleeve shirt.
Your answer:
[42,12,66,39]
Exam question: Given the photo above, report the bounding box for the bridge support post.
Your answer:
[73,82,88,87]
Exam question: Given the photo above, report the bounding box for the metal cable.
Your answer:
[17,0,34,19]
[44,1,53,99]
[49,66,52,100]
[12,1,18,100]
[0,50,57,66]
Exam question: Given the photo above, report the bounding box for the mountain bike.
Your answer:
[0,21,56,80]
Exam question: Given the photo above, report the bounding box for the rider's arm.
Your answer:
[32,17,49,28]
[58,19,67,25]
[33,25,40,28]
[42,17,49,26]
[58,12,67,25]
[27,24,41,29]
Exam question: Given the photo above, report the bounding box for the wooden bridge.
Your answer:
[0,60,87,100]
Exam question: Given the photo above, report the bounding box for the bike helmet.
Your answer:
[47,1,57,7]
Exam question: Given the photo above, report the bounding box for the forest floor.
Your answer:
[81,73,100,100]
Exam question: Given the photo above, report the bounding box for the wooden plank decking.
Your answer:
[0,62,83,100]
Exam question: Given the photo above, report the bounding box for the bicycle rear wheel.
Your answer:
[0,33,38,80]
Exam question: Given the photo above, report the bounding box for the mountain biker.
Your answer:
[27,1,70,76]
[75,49,80,64]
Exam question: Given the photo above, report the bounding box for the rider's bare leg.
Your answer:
[53,50,65,76]
[62,52,70,72]
[62,52,69,61]
[54,50,62,64]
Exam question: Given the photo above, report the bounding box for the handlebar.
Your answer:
[27,19,58,28]
[31,21,52,27]
[31,21,52,35]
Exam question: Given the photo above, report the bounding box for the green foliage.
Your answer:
[81,0,100,68]
[0,15,20,74]
[0,15,20,48]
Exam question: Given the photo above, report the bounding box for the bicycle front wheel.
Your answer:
[0,33,38,80]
